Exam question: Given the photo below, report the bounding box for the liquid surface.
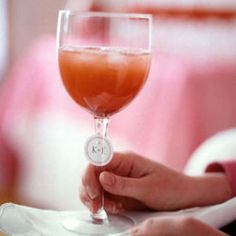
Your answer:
[59,46,151,117]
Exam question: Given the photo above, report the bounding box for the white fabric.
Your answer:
[1,197,236,235]
[185,128,236,176]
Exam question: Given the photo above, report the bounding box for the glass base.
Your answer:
[63,211,134,235]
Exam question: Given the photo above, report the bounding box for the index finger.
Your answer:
[102,152,149,178]
[82,164,101,200]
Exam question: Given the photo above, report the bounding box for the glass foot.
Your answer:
[63,211,134,235]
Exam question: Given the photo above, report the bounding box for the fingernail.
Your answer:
[86,186,98,200]
[101,172,115,186]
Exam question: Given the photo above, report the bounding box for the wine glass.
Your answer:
[57,10,152,235]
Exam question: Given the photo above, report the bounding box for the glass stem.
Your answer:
[91,116,109,223]
[94,116,109,137]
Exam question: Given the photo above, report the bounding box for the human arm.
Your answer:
[80,152,233,213]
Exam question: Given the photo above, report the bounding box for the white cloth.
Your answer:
[185,128,236,176]
[1,197,236,236]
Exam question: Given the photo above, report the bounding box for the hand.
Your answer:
[130,216,228,236]
[80,152,232,214]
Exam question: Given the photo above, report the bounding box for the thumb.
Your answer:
[99,171,141,198]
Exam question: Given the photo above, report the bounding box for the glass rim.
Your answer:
[59,10,152,21]
[57,10,153,52]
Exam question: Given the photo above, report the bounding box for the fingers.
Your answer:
[81,164,100,200]
[80,184,123,214]
[104,197,123,214]
[80,164,101,213]
[80,152,147,213]
[130,217,176,236]
[80,152,135,204]
[130,217,226,236]
[104,152,128,170]
[130,218,157,236]
[79,184,100,213]
[101,152,137,177]
[99,171,141,199]
[80,184,92,211]
[80,164,124,213]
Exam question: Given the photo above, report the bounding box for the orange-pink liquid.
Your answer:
[59,46,151,117]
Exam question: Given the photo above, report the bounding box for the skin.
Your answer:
[80,152,233,235]
[130,216,228,236]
